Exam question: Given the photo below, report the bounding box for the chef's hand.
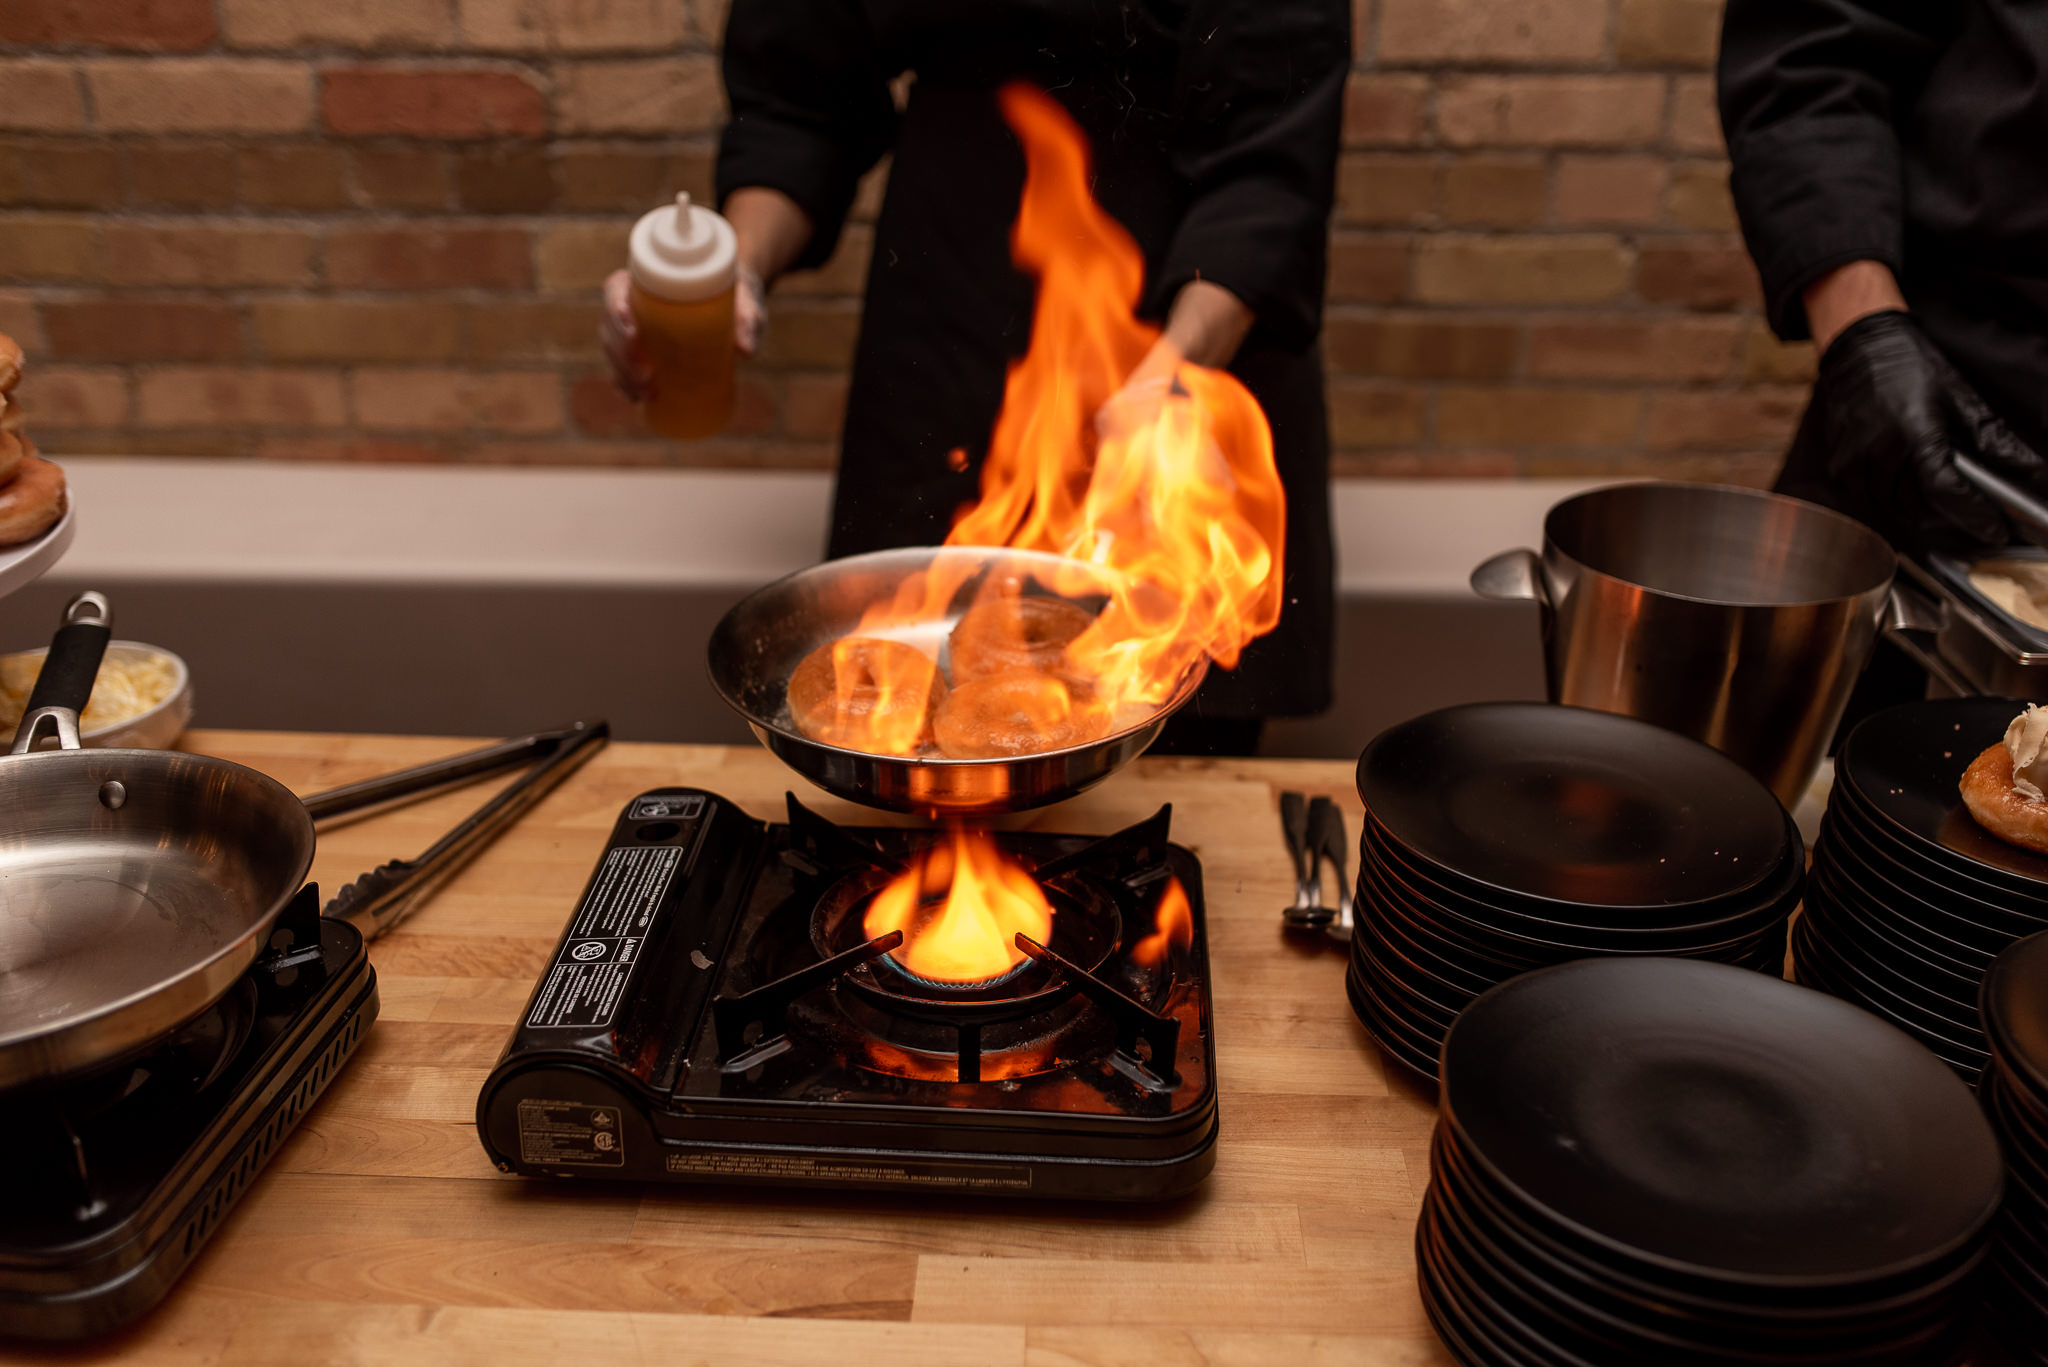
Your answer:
[601,264,766,402]
[1095,280,1253,441]
[1810,309,2048,550]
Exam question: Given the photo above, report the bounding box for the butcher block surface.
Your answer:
[15,731,1450,1367]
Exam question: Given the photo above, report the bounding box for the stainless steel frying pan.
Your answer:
[707,546,1204,815]
[0,593,607,1089]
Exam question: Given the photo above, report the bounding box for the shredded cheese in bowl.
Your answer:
[0,645,182,738]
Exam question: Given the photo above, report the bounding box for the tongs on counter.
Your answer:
[1280,792,1355,945]
[307,719,608,941]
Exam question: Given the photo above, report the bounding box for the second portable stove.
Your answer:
[476,789,1217,1200]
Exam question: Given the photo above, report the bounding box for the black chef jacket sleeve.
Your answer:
[1718,0,1955,341]
[715,0,899,270]
[1155,0,1350,351]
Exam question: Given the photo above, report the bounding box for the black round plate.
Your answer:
[1829,778,2048,936]
[1837,699,2048,896]
[1364,805,1803,944]
[1419,1192,1597,1367]
[1433,1127,1982,1337]
[1790,916,1990,1078]
[1985,932,2048,1109]
[1802,864,1985,1007]
[1817,813,2013,967]
[1794,894,1987,1046]
[1344,959,1442,1086]
[1357,703,1791,916]
[1440,957,2003,1287]
[1367,814,1800,956]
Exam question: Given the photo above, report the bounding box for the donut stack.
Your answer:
[0,333,70,548]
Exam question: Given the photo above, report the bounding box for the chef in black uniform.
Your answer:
[1718,0,2048,553]
[605,1,1348,753]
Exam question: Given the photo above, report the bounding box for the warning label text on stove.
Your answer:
[663,1151,1032,1192]
[517,1099,626,1167]
[526,843,683,1030]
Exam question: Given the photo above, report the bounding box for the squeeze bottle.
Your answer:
[627,192,737,440]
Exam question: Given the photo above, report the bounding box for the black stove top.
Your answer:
[477,789,1218,1200]
[0,885,379,1340]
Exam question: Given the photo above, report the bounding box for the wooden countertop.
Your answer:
[22,732,1450,1367]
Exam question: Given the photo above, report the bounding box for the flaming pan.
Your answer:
[707,546,1205,816]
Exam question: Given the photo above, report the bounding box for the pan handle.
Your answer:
[11,592,112,756]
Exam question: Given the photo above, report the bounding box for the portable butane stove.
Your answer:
[0,887,377,1340]
[477,790,1217,1200]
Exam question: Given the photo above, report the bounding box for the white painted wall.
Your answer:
[6,459,1592,757]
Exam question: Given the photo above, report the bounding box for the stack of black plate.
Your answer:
[1980,931,2048,1363]
[1421,957,2004,1367]
[1801,698,2048,1085]
[1347,702,1802,1082]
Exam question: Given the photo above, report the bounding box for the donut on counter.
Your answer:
[787,636,947,752]
[0,453,68,549]
[947,595,1097,683]
[933,668,1109,759]
[0,332,21,395]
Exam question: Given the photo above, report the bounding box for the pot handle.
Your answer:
[11,591,112,755]
[1470,549,1547,606]
[1880,578,1978,697]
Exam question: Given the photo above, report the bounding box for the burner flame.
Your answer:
[864,828,1055,984]
[1131,876,1193,968]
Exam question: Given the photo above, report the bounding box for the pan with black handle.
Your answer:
[0,592,607,1090]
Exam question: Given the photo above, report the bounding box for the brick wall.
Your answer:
[0,0,1807,483]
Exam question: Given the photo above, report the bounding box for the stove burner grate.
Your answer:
[716,800,1181,1087]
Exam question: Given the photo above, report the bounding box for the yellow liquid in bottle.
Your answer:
[631,283,735,440]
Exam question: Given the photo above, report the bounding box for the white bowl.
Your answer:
[4,641,194,750]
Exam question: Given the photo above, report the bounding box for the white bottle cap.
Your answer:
[628,192,738,302]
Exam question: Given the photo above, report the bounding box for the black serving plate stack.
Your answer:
[1347,702,1802,1082]
[1799,699,2048,1085]
[1979,931,2048,1362]
[1420,957,2005,1367]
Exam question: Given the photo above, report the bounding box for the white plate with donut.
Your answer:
[0,494,76,602]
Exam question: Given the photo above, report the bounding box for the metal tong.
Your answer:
[1958,454,2048,552]
[1280,792,1355,944]
[309,719,609,941]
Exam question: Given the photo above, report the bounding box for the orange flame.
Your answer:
[828,83,1285,754]
[864,828,1055,983]
[1131,876,1194,967]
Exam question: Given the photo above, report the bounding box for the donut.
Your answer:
[0,333,21,394]
[0,392,20,434]
[787,637,946,753]
[1960,742,2048,855]
[932,669,1109,759]
[0,454,66,548]
[0,430,21,485]
[948,595,1097,683]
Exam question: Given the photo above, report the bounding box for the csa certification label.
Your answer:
[525,843,683,1030]
[517,1099,626,1167]
[631,795,705,820]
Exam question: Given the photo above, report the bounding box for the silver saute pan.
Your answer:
[0,592,607,1089]
[707,546,1205,815]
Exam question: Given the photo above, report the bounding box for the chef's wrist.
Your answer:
[1160,279,1254,371]
[1803,260,1908,356]
[725,186,815,289]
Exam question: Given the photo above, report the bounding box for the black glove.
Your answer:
[1806,310,2048,552]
